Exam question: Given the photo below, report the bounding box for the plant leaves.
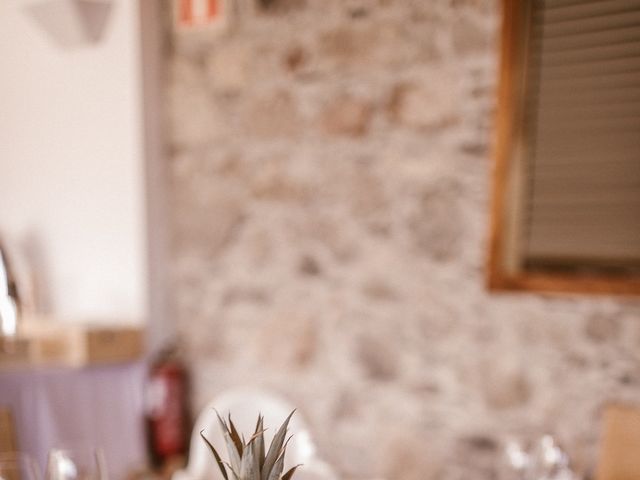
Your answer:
[281,464,302,480]
[280,435,293,457]
[223,462,240,480]
[256,416,265,472]
[266,451,285,480]
[253,416,264,467]
[200,430,228,480]
[252,435,261,480]
[240,439,260,480]
[216,410,242,473]
[261,411,295,480]
[254,414,262,434]
[247,428,268,445]
[214,409,230,434]
[228,413,244,457]
[255,415,265,470]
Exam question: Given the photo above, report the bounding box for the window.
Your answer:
[488,0,640,295]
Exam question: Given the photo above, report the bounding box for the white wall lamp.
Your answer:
[25,0,114,48]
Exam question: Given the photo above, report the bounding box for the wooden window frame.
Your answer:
[487,0,640,296]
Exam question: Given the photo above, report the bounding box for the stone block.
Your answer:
[482,363,532,410]
[355,334,398,382]
[298,254,322,276]
[257,311,319,368]
[408,181,464,261]
[248,157,315,202]
[584,313,621,343]
[206,41,251,94]
[452,12,494,56]
[451,0,499,14]
[320,94,373,137]
[379,430,444,480]
[172,183,246,256]
[256,0,307,13]
[388,72,460,130]
[317,12,440,70]
[361,278,397,302]
[242,89,303,138]
[318,27,362,64]
[282,45,307,72]
[167,74,219,147]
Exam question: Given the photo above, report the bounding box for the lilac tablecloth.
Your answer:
[0,362,147,480]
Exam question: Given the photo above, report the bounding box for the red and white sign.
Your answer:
[175,0,225,30]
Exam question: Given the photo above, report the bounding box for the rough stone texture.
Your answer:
[164,1,640,479]
[321,94,373,137]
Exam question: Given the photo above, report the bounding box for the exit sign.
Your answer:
[174,0,227,31]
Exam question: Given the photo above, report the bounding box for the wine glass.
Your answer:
[503,434,579,480]
[46,448,107,480]
[0,452,41,480]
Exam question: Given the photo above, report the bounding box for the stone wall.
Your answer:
[164,1,640,478]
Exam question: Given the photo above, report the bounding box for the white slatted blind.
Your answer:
[524,0,640,270]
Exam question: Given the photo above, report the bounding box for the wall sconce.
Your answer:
[25,0,114,48]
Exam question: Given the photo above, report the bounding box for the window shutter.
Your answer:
[522,0,640,271]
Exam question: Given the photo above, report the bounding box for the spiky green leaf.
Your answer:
[280,435,293,457]
[261,411,295,480]
[266,452,285,480]
[214,409,230,434]
[240,439,260,480]
[247,428,268,445]
[199,430,228,480]
[255,415,265,470]
[228,414,244,458]
[223,462,240,480]
[281,464,302,480]
[216,411,242,472]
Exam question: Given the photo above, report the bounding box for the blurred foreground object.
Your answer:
[0,318,143,369]
[0,407,19,454]
[0,362,146,480]
[595,404,640,480]
[505,435,579,480]
[173,389,337,480]
[0,240,21,337]
[46,447,107,480]
[0,452,41,480]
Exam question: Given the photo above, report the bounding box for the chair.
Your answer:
[0,407,18,454]
[595,404,640,480]
[173,389,337,480]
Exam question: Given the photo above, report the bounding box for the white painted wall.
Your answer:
[0,0,146,322]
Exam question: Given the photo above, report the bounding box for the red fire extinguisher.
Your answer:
[145,345,191,470]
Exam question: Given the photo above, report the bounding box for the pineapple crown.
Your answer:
[200,410,301,480]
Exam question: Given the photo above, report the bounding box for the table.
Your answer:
[0,362,147,480]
